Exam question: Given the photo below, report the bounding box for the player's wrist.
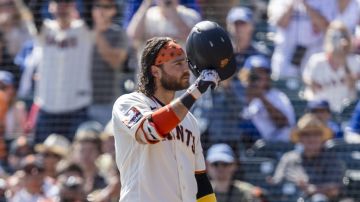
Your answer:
[179,91,197,110]
[179,82,206,110]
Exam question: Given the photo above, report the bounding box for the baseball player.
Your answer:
[112,37,218,202]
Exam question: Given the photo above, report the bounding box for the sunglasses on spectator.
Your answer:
[23,165,45,175]
[211,162,232,167]
[94,3,115,9]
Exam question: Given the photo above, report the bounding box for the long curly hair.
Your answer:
[137,37,173,97]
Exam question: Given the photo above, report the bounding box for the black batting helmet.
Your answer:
[186,21,236,81]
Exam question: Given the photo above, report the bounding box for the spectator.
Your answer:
[70,130,107,195]
[55,160,83,179]
[6,136,34,174]
[306,100,343,139]
[122,0,200,28]
[268,0,334,79]
[192,72,258,151]
[226,6,270,70]
[303,21,360,113]
[333,0,360,34]
[270,113,345,202]
[56,175,86,202]
[0,0,31,58]
[344,100,360,143]
[0,29,21,90]
[239,55,295,142]
[0,71,27,142]
[34,133,70,180]
[126,0,200,51]
[0,71,11,137]
[206,143,263,202]
[196,0,237,28]
[87,120,120,201]
[90,0,129,125]
[16,0,95,143]
[10,154,58,202]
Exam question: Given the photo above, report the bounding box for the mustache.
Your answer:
[182,72,190,78]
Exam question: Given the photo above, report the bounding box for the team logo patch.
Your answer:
[122,107,143,128]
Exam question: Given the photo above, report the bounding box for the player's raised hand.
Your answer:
[194,69,220,93]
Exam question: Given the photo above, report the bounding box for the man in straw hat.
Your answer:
[269,113,345,202]
[35,134,70,180]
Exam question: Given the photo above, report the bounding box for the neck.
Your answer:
[235,38,251,52]
[153,89,175,105]
[26,185,42,195]
[57,19,71,30]
[213,179,232,193]
[328,52,347,68]
[303,149,321,158]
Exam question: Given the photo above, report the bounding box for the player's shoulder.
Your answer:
[114,92,150,105]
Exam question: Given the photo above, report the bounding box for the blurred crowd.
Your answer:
[1,0,360,201]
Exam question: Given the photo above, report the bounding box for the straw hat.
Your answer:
[291,113,333,143]
[100,121,114,141]
[35,134,70,157]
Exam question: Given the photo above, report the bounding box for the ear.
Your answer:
[151,65,161,78]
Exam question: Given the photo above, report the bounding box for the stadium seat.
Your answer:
[246,139,295,161]
[324,139,360,169]
[236,156,276,186]
[266,181,303,202]
[341,169,360,200]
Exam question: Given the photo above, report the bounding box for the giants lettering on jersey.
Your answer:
[164,124,196,154]
[45,35,77,49]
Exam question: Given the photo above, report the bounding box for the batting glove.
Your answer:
[187,69,220,99]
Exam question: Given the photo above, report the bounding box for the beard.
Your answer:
[160,69,190,91]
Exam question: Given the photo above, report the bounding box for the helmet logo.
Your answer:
[220,58,229,68]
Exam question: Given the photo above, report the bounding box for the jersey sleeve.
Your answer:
[112,95,153,140]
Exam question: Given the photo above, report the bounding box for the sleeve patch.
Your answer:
[122,107,143,128]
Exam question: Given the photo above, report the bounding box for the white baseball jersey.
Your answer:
[35,19,94,113]
[112,92,206,202]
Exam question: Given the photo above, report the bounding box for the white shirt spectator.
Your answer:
[10,178,58,202]
[303,52,360,112]
[34,19,94,113]
[268,0,336,79]
[242,88,296,142]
